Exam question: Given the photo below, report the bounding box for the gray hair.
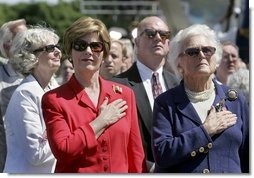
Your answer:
[168,24,222,81]
[0,19,26,58]
[10,25,59,76]
[227,68,249,102]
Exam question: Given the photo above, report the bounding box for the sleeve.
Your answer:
[127,90,146,173]
[152,96,212,169]
[8,90,54,166]
[41,92,98,163]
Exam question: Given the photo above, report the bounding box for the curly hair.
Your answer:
[9,25,59,76]
[168,24,222,81]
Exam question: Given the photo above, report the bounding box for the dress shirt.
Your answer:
[136,61,166,110]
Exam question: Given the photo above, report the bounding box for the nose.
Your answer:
[55,46,61,52]
[198,50,206,58]
[82,46,93,56]
[154,32,163,41]
[104,55,113,63]
[54,47,62,57]
[228,55,237,62]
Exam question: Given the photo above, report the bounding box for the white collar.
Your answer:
[136,60,163,81]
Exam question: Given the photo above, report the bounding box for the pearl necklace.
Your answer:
[185,82,215,103]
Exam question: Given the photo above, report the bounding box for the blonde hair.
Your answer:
[63,16,111,59]
[10,25,59,76]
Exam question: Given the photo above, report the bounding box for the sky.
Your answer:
[0,0,72,5]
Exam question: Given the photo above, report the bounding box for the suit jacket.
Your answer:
[0,62,23,172]
[112,62,179,169]
[3,75,55,173]
[152,80,249,173]
[42,75,146,173]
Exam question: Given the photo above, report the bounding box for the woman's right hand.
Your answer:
[203,106,237,137]
[99,97,128,126]
[89,97,128,138]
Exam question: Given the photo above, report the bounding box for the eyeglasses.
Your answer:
[140,29,171,41]
[33,44,60,53]
[72,40,104,52]
[183,46,216,57]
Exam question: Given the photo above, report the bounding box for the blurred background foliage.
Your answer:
[0,0,249,62]
[0,0,143,41]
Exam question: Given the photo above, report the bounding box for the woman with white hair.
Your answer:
[151,24,249,173]
[3,25,61,173]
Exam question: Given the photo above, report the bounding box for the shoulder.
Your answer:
[214,80,248,104]
[43,83,68,99]
[104,79,134,94]
[114,63,138,79]
[157,82,183,103]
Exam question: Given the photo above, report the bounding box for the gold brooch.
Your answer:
[113,84,122,94]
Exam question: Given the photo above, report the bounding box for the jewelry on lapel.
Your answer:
[112,84,122,94]
[226,89,238,101]
[215,89,238,112]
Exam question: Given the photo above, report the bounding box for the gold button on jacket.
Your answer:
[191,151,196,157]
[199,147,205,153]
[207,143,213,149]
[203,168,210,173]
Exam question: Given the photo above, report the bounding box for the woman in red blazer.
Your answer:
[41,16,146,173]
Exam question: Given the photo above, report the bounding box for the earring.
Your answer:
[178,67,183,73]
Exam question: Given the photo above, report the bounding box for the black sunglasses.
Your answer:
[72,40,104,52]
[33,44,60,53]
[140,29,171,41]
[183,46,216,57]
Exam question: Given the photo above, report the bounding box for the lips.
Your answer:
[154,44,163,49]
[197,63,209,68]
[81,58,93,62]
[52,58,61,62]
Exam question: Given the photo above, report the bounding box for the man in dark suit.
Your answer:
[112,16,178,172]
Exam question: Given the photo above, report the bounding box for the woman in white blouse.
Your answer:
[3,25,61,173]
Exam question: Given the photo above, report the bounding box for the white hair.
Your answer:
[168,24,223,81]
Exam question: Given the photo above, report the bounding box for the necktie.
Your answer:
[151,72,163,98]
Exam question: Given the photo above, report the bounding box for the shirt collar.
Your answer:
[136,60,163,81]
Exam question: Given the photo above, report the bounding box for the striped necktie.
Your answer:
[151,72,163,98]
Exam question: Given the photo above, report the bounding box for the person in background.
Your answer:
[100,40,126,79]
[152,24,249,173]
[3,25,61,173]
[41,16,146,173]
[112,16,178,173]
[215,41,244,85]
[120,38,135,73]
[58,58,74,85]
[0,19,27,172]
[227,68,249,104]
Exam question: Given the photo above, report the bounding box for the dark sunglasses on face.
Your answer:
[72,40,104,52]
[33,44,60,53]
[183,46,216,57]
[140,29,171,40]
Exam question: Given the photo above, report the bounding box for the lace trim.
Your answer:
[185,82,215,102]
